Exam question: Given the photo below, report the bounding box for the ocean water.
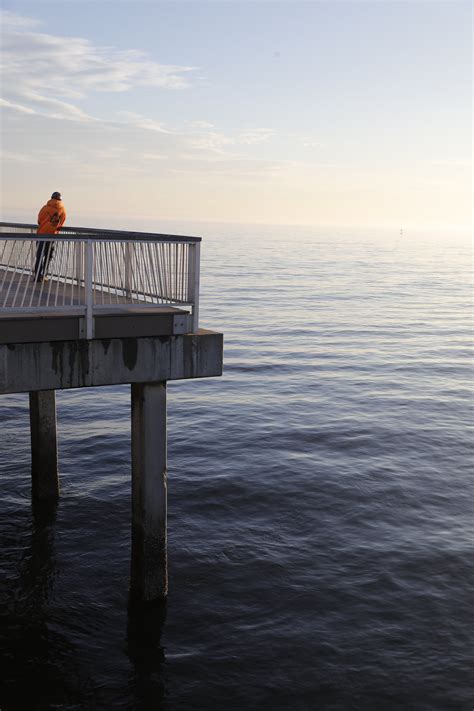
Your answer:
[0,224,472,710]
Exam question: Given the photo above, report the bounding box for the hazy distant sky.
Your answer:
[0,1,471,229]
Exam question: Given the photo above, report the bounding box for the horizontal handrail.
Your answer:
[0,223,201,336]
[0,221,201,243]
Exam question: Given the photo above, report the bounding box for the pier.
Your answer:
[0,222,223,600]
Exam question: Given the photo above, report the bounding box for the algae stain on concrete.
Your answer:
[50,341,90,387]
[122,338,138,371]
[51,342,65,388]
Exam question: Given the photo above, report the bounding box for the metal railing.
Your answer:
[0,222,201,338]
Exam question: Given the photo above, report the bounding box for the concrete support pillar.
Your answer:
[131,381,168,601]
[29,390,59,499]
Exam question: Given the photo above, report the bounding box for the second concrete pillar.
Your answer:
[29,390,59,499]
[131,381,168,601]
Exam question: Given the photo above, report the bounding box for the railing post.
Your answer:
[85,240,94,339]
[190,242,200,332]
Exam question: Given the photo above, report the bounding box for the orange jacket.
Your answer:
[37,198,67,234]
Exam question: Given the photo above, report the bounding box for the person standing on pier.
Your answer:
[34,192,67,282]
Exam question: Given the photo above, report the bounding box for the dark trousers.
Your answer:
[34,241,54,280]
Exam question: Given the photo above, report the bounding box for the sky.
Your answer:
[0,0,472,230]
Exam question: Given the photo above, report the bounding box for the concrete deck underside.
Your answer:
[0,330,223,394]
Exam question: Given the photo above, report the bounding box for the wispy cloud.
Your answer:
[1,9,323,188]
[189,121,216,130]
[0,98,37,115]
[18,91,97,122]
[1,9,196,124]
[184,127,276,158]
[238,129,276,145]
[1,10,41,29]
[116,112,175,134]
[186,131,236,155]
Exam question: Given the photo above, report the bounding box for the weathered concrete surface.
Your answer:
[29,390,59,499]
[131,381,167,601]
[0,329,223,394]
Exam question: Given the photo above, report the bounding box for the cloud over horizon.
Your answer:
[1,10,280,167]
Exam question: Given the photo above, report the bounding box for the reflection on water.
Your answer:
[127,599,167,711]
[21,501,58,611]
[1,500,169,711]
[1,501,66,710]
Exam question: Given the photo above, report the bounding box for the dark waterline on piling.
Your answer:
[1,224,472,710]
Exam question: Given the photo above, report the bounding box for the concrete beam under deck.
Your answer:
[0,330,223,394]
[0,306,191,344]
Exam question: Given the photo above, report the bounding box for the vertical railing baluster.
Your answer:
[53,241,65,306]
[102,241,109,304]
[180,242,185,302]
[172,242,176,301]
[110,242,117,303]
[190,242,200,332]
[69,241,75,306]
[116,242,123,302]
[102,241,108,304]
[119,241,127,299]
[28,239,39,308]
[62,241,70,305]
[131,242,139,303]
[135,242,143,300]
[85,240,93,338]
[165,243,170,302]
[110,241,118,303]
[108,241,116,303]
[140,242,147,301]
[98,241,103,305]
[106,241,115,304]
[158,243,165,303]
[148,242,156,303]
[94,241,101,305]
[147,242,159,304]
[125,242,132,301]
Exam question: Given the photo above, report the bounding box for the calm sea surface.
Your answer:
[0,223,472,710]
